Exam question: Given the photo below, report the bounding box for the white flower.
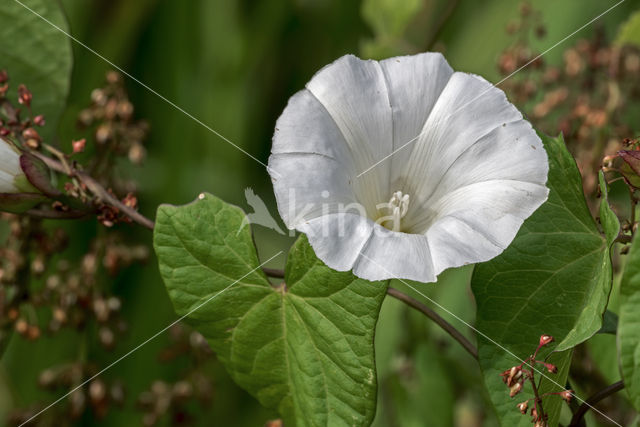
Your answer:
[268,53,549,283]
[0,137,25,193]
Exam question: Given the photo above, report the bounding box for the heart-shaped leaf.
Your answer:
[471,134,619,426]
[154,193,387,426]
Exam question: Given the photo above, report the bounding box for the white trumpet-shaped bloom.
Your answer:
[0,138,23,193]
[269,53,549,283]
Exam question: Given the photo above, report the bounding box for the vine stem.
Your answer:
[568,380,624,426]
[29,151,155,230]
[386,286,478,360]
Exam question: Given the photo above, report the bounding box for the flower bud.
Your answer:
[619,150,640,189]
[17,84,32,107]
[0,138,38,194]
[543,362,557,373]
[560,389,573,402]
[72,138,86,153]
[33,115,46,126]
[539,335,554,347]
[517,401,528,414]
[509,381,523,397]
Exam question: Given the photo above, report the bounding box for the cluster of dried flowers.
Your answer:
[500,335,572,427]
[499,2,640,202]
[0,72,214,425]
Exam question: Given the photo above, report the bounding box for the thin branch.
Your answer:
[30,151,155,230]
[568,380,624,426]
[386,287,478,360]
[25,207,89,220]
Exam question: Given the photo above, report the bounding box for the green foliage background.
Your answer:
[0,0,638,425]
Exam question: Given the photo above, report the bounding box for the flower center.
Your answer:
[377,190,410,232]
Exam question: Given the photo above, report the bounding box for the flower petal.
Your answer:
[271,89,353,163]
[298,213,374,272]
[425,180,549,275]
[399,72,523,210]
[0,171,18,193]
[405,120,548,232]
[306,55,393,208]
[379,53,453,187]
[269,153,358,228]
[0,139,21,193]
[353,226,436,282]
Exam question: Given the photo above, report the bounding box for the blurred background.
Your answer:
[1,0,639,425]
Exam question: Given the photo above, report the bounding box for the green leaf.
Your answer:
[0,0,72,141]
[618,233,640,411]
[471,134,619,426]
[616,10,640,48]
[361,0,421,38]
[598,310,619,335]
[154,193,388,426]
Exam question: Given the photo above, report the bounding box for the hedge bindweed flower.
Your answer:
[269,53,549,282]
[0,137,28,193]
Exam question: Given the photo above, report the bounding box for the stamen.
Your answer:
[380,190,410,231]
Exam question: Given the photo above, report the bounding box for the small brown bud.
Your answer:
[22,127,41,142]
[128,143,146,164]
[72,138,86,153]
[7,307,18,320]
[172,381,192,399]
[91,88,107,106]
[116,101,133,120]
[77,109,94,127]
[0,69,8,84]
[15,318,28,334]
[539,335,554,347]
[543,362,557,373]
[517,401,528,414]
[27,325,40,340]
[18,84,32,107]
[33,115,45,126]
[95,124,111,144]
[501,366,523,387]
[122,193,137,209]
[53,307,67,324]
[89,379,107,403]
[105,70,121,85]
[25,138,40,149]
[509,381,523,397]
[560,389,573,402]
[99,326,115,348]
[39,369,57,388]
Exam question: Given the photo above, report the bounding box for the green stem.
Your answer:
[386,287,478,360]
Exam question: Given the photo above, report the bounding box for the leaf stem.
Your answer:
[568,380,624,426]
[386,287,478,360]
